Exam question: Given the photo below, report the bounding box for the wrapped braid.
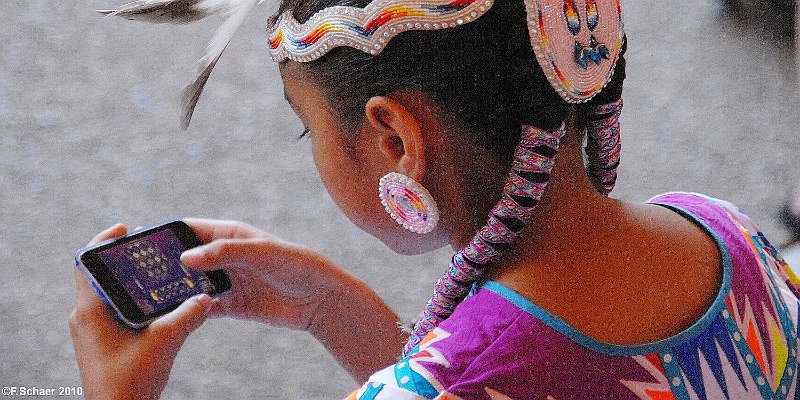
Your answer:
[403,122,565,355]
[585,98,622,195]
[583,36,626,195]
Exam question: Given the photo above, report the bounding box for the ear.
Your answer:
[364,95,426,182]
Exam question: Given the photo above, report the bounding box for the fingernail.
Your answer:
[181,248,202,263]
[196,294,212,314]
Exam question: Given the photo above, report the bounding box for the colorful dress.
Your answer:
[347,192,800,399]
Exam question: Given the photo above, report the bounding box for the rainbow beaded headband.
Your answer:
[268,0,624,103]
[268,0,495,63]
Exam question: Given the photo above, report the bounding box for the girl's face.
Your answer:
[281,74,451,255]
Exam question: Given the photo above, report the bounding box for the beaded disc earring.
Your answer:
[379,172,440,234]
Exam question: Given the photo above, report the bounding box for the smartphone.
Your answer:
[75,220,231,328]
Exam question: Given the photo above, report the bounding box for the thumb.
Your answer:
[150,294,211,344]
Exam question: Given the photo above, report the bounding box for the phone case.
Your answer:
[74,221,230,329]
[75,253,141,327]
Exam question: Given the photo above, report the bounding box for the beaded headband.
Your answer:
[267,0,494,63]
[268,0,624,103]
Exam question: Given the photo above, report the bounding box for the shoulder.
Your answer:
[649,191,800,316]
[648,191,796,279]
[647,192,767,249]
[648,192,748,225]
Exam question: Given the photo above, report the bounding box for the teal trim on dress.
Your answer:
[358,383,385,400]
[394,352,439,398]
[480,201,734,357]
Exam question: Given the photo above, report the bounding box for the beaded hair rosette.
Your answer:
[267,0,495,62]
[526,0,624,103]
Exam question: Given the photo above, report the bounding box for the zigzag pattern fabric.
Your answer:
[403,123,565,355]
[585,99,622,196]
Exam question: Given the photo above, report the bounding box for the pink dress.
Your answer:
[347,193,800,399]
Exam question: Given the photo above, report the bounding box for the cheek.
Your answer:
[311,133,354,197]
[311,133,381,229]
[309,132,448,255]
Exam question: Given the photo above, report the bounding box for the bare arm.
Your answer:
[308,274,407,382]
[181,219,405,381]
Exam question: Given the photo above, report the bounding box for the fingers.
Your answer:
[183,218,264,243]
[180,239,257,269]
[207,297,227,318]
[181,238,314,272]
[73,268,102,308]
[88,224,128,246]
[150,294,211,343]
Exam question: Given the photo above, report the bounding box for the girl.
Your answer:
[71,0,800,398]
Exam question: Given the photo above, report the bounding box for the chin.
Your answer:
[347,213,450,255]
[380,230,449,255]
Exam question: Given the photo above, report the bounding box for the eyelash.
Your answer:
[298,127,311,140]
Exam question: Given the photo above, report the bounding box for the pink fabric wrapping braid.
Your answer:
[403,123,565,355]
[585,99,622,196]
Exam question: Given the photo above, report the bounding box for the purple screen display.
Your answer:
[98,229,214,314]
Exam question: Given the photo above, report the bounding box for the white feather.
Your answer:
[99,0,203,23]
[180,0,262,130]
[100,0,266,129]
[98,0,263,23]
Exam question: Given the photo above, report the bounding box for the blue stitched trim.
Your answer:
[358,382,385,400]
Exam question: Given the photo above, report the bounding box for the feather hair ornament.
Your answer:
[99,0,264,130]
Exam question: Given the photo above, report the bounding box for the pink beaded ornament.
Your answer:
[379,172,440,234]
[525,0,624,103]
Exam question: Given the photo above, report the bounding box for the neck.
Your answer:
[449,118,616,266]
[495,120,621,278]
[522,120,613,247]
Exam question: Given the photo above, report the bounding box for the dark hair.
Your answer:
[274,0,626,161]
[278,0,617,161]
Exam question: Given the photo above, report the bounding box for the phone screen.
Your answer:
[97,228,215,315]
[77,221,230,327]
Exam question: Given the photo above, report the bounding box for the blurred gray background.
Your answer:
[1,0,798,398]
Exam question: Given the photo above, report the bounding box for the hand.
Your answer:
[179,219,348,331]
[180,219,406,381]
[69,224,211,400]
